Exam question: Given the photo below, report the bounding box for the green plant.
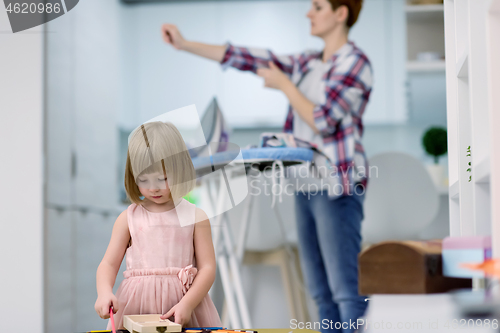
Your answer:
[422,127,448,164]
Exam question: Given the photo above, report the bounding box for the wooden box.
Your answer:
[123,315,182,333]
[359,240,472,294]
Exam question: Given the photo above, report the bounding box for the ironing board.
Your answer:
[192,147,313,174]
[191,147,314,329]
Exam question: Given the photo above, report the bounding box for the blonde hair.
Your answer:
[125,121,196,205]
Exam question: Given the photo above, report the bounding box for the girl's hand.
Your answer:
[161,24,186,50]
[160,301,194,327]
[94,293,119,319]
[257,61,292,91]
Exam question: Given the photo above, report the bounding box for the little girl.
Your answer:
[94,121,222,329]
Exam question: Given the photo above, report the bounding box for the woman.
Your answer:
[162,1,372,332]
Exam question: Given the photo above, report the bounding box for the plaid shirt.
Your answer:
[221,41,373,196]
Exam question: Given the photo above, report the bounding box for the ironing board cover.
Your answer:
[191,147,313,171]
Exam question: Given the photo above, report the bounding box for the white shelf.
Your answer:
[407,60,446,72]
[475,156,491,184]
[406,4,444,21]
[456,52,469,78]
[406,4,444,13]
[450,180,459,200]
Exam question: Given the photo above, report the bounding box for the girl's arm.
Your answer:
[161,24,297,76]
[95,210,130,319]
[160,208,216,325]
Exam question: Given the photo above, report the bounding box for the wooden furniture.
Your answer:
[123,315,182,333]
[359,240,471,294]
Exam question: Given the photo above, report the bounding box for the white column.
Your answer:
[487,0,500,256]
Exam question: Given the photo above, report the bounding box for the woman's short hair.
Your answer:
[328,0,363,28]
[125,121,196,205]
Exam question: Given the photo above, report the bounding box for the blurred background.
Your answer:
[1,0,452,332]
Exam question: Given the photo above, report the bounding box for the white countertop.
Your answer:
[363,294,497,333]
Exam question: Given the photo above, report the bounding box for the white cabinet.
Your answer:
[405,1,448,128]
[406,3,446,73]
[44,0,122,331]
[45,209,74,333]
[74,212,125,332]
[444,0,500,253]
[45,3,121,203]
[489,1,500,257]
[45,2,119,209]
[45,13,73,207]
[72,0,120,208]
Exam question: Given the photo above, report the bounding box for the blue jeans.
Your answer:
[295,191,367,333]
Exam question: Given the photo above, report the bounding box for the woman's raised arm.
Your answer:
[161,23,299,76]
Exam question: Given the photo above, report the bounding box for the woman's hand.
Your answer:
[257,61,293,91]
[94,292,118,319]
[161,24,186,50]
[160,301,194,327]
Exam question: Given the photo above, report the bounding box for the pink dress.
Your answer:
[108,199,222,329]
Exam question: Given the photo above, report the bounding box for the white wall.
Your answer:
[0,7,44,333]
